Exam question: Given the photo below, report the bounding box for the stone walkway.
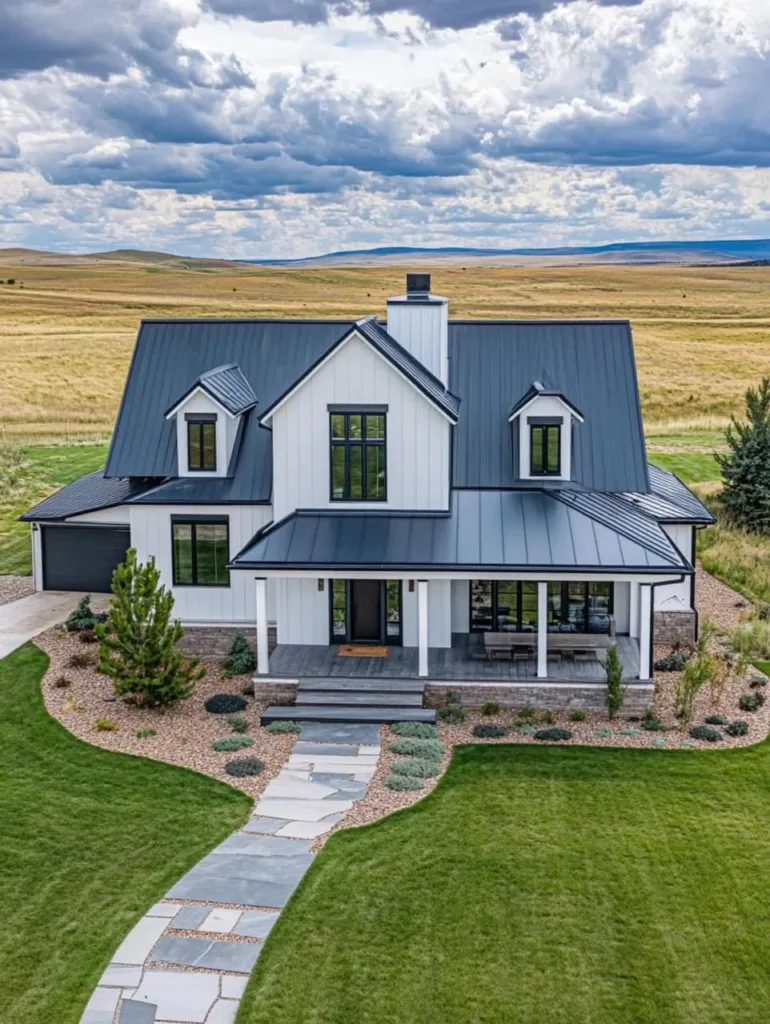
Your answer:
[81,724,381,1024]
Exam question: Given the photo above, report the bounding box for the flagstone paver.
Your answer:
[80,723,380,1023]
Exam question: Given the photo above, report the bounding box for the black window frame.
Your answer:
[329,410,387,502]
[186,414,217,473]
[529,422,561,477]
[171,516,230,588]
[470,580,614,634]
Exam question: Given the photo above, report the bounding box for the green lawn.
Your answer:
[0,645,250,1023]
[0,444,108,575]
[648,452,721,485]
[239,742,770,1024]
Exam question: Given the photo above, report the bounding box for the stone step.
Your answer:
[295,691,423,707]
[297,678,425,693]
[261,705,437,725]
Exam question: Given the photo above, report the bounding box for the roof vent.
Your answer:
[406,272,431,299]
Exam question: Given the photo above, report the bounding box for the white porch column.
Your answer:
[417,579,429,678]
[629,582,640,639]
[255,577,269,676]
[638,583,652,681]
[537,581,548,679]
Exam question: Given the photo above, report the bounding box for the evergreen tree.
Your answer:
[716,377,770,533]
[95,549,205,707]
[223,633,256,677]
[604,644,626,720]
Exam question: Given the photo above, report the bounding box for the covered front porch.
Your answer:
[266,635,641,683]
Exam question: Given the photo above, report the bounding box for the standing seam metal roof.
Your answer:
[19,471,150,521]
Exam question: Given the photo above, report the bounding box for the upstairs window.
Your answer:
[330,411,387,501]
[187,414,216,472]
[172,518,229,587]
[530,422,561,476]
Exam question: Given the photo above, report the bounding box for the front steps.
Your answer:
[260,677,436,725]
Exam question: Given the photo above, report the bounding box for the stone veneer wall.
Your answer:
[426,681,654,714]
[179,625,277,659]
[653,611,697,647]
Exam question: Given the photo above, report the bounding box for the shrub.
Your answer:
[675,650,716,725]
[437,704,466,724]
[604,645,626,719]
[391,758,441,778]
[481,701,501,717]
[517,707,536,722]
[517,725,536,736]
[705,714,729,726]
[213,736,255,752]
[739,692,765,713]
[569,710,587,723]
[389,738,445,759]
[78,629,99,645]
[95,718,118,732]
[690,724,723,742]
[205,694,248,715]
[726,720,750,737]
[222,633,256,677]
[445,690,461,705]
[472,723,508,739]
[730,620,770,660]
[53,675,71,688]
[534,728,573,742]
[642,708,665,732]
[68,651,94,669]
[136,727,156,739]
[265,720,302,734]
[96,550,205,708]
[620,728,641,737]
[66,595,104,632]
[391,722,438,739]
[539,710,555,725]
[225,758,266,777]
[385,774,424,791]
[228,715,248,734]
[654,650,691,672]
[750,676,768,689]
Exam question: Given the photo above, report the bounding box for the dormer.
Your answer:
[165,364,257,478]
[508,381,584,482]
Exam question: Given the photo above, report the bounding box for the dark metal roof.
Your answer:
[449,320,649,492]
[231,489,689,574]
[552,490,683,561]
[621,464,715,525]
[508,380,584,421]
[166,363,258,417]
[20,470,150,522]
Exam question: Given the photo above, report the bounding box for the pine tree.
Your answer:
[604,644,626,720]
[716,377,770,533]
[223,633,256,677]
[95,549,205,707]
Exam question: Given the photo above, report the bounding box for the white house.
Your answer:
[23,274,713,710]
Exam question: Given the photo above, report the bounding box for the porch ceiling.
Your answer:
[230,490,691,575]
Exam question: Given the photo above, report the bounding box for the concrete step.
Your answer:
[296,691,424,707]
[261,705,437,725]
[297,678,425,693]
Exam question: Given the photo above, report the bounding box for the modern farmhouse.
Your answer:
[23,274,713,712]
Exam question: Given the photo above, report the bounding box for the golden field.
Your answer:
[0,258,769,444]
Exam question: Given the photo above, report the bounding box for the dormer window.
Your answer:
[187,414,217,472]
[530,421,561,477]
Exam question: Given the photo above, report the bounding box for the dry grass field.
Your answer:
[0,258,768,444]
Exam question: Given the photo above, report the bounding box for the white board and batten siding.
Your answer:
[172,390,240,478]
[270,333,451,522]
[129,504,275,624]
[655,524,694,611]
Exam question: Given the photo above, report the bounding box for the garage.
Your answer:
[41,525,131,593]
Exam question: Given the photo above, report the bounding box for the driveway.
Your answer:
[0,591,109,660]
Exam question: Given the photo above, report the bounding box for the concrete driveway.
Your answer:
[0,591,110,660]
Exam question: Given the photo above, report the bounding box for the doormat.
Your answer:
[337,645,389,658]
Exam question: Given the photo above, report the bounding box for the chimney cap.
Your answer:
[406,272,431,298]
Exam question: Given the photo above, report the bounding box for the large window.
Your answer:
[530,422,561,476]
[330,411,386,501]
[470,581,539,633]
[187,415,217,472]
[471,580,612,633]
[172,519,229,587]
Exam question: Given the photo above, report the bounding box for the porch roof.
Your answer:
[230,489,691,575]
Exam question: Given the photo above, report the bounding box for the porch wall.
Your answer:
[426,681,654,715]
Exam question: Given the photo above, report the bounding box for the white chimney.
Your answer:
[386,273,449,385]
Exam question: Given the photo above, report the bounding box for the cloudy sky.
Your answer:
[0,0,768,258]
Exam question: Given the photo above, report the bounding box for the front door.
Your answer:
[351,580,382,643]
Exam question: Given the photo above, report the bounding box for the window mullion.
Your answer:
[191,523,198,585]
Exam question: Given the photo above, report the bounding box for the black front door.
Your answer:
[351,580,382,642]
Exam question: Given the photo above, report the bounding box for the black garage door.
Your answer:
[42,525,130,593]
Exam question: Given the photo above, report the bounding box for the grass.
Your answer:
[238,741,770,1024]
[1,260,769,442]
[647,452,721,485]
[0,444,108,575]
[0,644,250,1023]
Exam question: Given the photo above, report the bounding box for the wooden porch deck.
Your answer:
[267,636,641,683]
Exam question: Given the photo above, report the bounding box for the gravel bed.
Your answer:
[35,629,296,800]
[696,564,752,633]
[166,930,260,944]
[0,574,34,607]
